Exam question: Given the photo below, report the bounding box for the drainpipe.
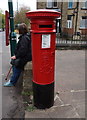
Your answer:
[75,1,79,35]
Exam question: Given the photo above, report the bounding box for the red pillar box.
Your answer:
[5,11,9,46]
[26,10,61,109]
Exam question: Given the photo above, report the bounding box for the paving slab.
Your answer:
[45,105,80,118]
[55,50,85,92]
[57,91,86,118]
[54,94,63,106]
[58,91,85,104]
[25,109,50,118]
[72,100,85,118]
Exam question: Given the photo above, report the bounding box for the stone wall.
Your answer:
[22,62,33,92]
[37,2,46,9]
[61,2,68,30]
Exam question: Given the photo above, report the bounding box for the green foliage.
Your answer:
[0,10,5,29]
[26,105,36,112]
[22,91,33,96]
[14,5,30,26]
[0,10,5,28]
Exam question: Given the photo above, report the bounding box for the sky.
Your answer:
[0,0,36,13]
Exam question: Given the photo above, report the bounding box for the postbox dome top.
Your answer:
[26,9,61,19]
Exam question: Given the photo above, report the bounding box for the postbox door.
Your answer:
[32,33,56,85]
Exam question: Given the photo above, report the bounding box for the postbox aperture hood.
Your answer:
[26,9,61,19]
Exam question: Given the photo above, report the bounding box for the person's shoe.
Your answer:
[3,81,14,87]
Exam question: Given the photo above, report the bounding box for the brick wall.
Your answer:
[63,28,73,37]
[37,2,46,9]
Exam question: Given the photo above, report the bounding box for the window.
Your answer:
[47,0,57,8]
[47,0,53,8]
[85,1,87,8]
[53,0,57,7]
[82,16,87,19]
[67,15,72,28]
[81,1,87,9]
[80,16,87,28]
[67,15,72,20]
[68,0,73,8]
[67,20,72,28]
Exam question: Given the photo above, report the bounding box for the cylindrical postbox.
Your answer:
[26,10,61,109]
[5,11,9,46]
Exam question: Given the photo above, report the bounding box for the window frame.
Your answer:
[80,17,87,29]
[67,20,72,28]
[47,0,57,8]
[47,0,53,8]
[68,1,73,9]
[81,1,87,10]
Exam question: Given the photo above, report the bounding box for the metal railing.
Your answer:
[56,36,87,48]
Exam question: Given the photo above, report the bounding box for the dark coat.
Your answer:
[14,33,32,69]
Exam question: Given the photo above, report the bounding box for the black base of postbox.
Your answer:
[33,82,54,109]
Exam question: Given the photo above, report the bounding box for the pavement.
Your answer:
[0,31,2,119]
[1,32,25,119]
[25,50,86,119]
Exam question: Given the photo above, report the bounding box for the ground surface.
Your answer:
[25,50,86,119]
[1,32,86,119]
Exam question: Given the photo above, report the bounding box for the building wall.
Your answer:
[37,1,68,35]
[37,1,87,37]
[78,2,87,35]
[64,2,87,37]
[37,1,61,9]
[37,2,46,9]
[61,2,68,32]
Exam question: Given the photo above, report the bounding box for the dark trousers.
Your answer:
[10,66,22,85]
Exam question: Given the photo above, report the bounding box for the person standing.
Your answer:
[4,23,32,87]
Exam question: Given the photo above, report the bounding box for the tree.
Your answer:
[14,5,30,27]
[0,9,5,29]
